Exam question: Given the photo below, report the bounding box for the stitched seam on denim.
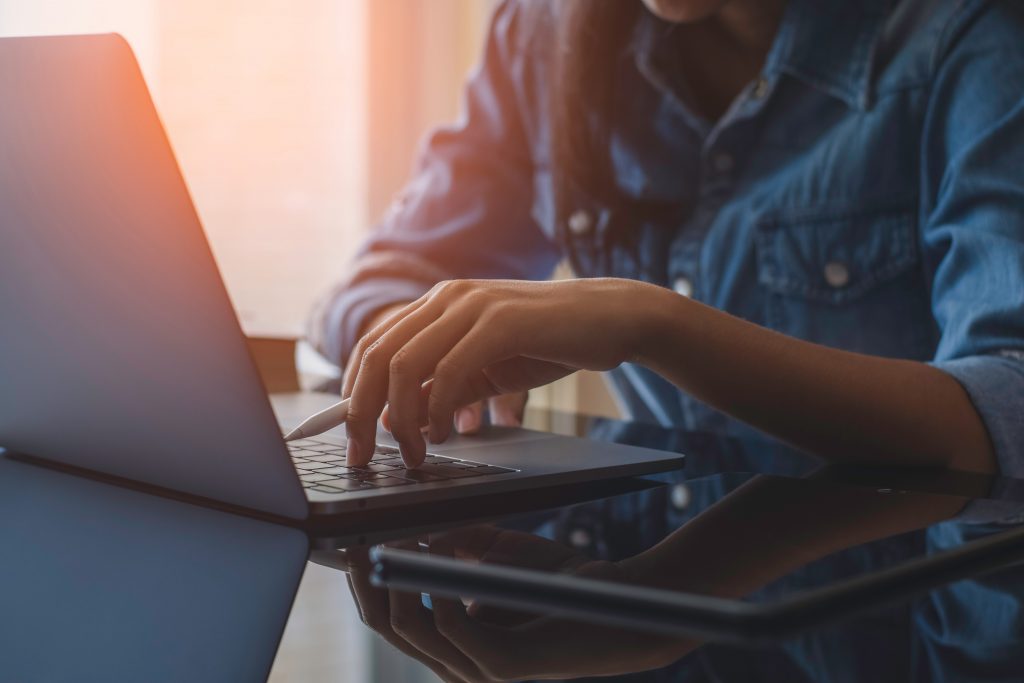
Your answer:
[756,198,918,227]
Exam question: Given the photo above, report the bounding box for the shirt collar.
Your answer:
[633,0,893,112]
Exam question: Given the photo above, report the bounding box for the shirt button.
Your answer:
[567,209,592,236]
[568,528,592,548]
[673,276,694,298]
[671,484,691,511]
[752,76,770,99]
[824,261,851,288]
[712,153,734,173]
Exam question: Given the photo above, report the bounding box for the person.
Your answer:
[307,0,1024,477]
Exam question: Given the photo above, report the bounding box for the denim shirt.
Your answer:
[309,0,1024,478]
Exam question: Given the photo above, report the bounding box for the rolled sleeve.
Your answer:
[308,277,432,367]
[931,355,1024,480]
[921,3,1024,485]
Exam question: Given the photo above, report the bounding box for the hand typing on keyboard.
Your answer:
[286,439,514,495]
[340,279,645,467]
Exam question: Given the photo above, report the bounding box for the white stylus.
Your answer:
[283,397,351,442]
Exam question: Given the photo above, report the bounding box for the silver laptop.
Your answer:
[0,34,683,521]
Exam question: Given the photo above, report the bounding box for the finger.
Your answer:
[428,359,573,444]
[386,314,478,467]
[427,551,503,678]
[427,330,514,444]
[381,382,431,434]
[343,300,425,399]
[454,402,484,435]
[346,547,467,683]
[388,583,485,682]
[487,392,527,427]
[424,535,523,681]
[346,302,449,466]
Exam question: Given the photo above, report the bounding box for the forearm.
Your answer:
[635,287,995,473]
[620,475,965,596]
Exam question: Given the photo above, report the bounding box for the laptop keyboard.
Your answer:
[287,439,516,495]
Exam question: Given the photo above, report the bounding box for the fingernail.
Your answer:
[455,409,474,434]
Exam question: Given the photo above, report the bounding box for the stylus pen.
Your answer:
[370,526,1024,644]
[283,397,350,442]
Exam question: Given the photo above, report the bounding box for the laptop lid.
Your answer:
[0,34,307,519]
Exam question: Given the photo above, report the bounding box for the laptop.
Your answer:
[0,33,683,522]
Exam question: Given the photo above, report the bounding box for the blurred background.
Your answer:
[0,2,621,679]
[0,4,494,680]
[0,0,492,338]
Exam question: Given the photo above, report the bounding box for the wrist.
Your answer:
[627,282,691,368]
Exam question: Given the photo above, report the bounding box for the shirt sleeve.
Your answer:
[921,2,1024,482]
[307,0,561,367]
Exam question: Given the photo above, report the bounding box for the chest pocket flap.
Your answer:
[755,207,918,304]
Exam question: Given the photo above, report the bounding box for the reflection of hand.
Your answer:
[345,528,690,682]
[343,477,968,681]
[341,278,663,466]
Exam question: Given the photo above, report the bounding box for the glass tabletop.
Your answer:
[3,402,1022,682]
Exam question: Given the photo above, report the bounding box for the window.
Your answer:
[0,0,487,342]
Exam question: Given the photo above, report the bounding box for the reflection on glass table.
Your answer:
[6,407,1024,682]
[329,414,1024,682]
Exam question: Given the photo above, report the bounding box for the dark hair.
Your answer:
[551,1,643,232]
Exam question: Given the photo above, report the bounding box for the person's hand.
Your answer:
[342,278,663,466]
[343,528,690,682]
[345,302,530,457]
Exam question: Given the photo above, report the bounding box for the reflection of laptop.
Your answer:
[0,34,682,522]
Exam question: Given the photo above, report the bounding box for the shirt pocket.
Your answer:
[754,205,935,359]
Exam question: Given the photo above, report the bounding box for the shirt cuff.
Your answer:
[309,278,432,368]
[931,353,1024,478]
[930,353,1024,523]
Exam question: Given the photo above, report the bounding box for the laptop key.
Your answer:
[318,466,352,476]
[295,461,336,471]
[342,470,380,480]
[442,461,484,470]
[361,462,401,472]
[305,453,345,463]
[304,444,340,453]
[386,469,445,483]
[300,472,336,482]
[311,485,350,494]
[288,440,322,449]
